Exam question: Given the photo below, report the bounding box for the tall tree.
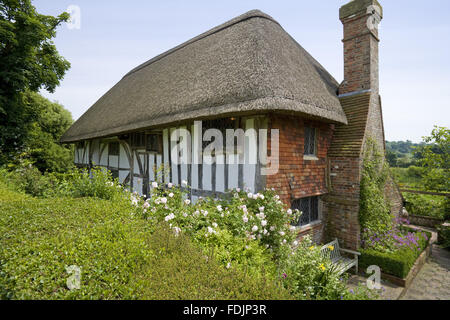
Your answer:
[415,126,449,192]
[0,0,70,165]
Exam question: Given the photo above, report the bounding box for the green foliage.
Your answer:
[139,184,300,274]
[24,92,74,172]
[404,193,447,219]
[0,0,71,166]
[437,223,450,249]
[280,237,374,300]
[359,231,430,278]
[415,126,450,192]
[0,183,290,300]
[360,138,393,237]
[385,140,425,168]
[0,169,375,300]
[1,165,125,200]
[68,167,125,201]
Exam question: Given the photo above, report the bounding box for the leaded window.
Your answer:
[131,132,146,148]
[304,127,317,156]
[146,134,163,153]
[202,118,239,152]
[292,196,319,227]
[109,142,120,156]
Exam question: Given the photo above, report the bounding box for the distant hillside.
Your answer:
[385,140,426,167]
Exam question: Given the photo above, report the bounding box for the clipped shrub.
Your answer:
[359,231,430,278]
[437,223,450,249]
[0,184,290,300]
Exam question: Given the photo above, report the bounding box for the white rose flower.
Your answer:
[252,225,258,232]
[212,222,218,228]
[247,193,253,199]
[259,206,265,212]
[216,205,223,212]
[293,240,299,246]
[168,183,173,188]
[287,209,293,215]
[152,182,158,188]
[279,231,285,236]
[261,220,267,227]
[181,180,188,187]
[184,199,191,205]
[160,197,168,204]
[169,193,174,198]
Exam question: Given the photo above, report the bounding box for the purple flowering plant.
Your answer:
[361,216,428,253]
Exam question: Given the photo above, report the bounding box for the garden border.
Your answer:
[379,234,433,288]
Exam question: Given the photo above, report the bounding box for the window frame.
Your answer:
[303,126,318,158]
[291,196,321,228]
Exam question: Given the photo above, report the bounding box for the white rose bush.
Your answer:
[129,182,300,276]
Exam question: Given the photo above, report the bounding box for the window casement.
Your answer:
[131,132,146,149]
[291,196,320,227]
[109,142,120,156]
[202,118,240,154]
[146,134,163,154]
[304,126,317,157]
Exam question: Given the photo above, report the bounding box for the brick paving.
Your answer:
[401,244,450,300]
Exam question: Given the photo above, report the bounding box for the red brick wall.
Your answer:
[339,12,380,95]
[266,114,334,244]
[322,156,362,250]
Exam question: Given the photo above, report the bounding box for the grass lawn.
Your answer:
[0,182,290,300]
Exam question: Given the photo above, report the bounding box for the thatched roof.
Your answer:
[61,10,347,143]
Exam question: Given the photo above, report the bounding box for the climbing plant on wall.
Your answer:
[359,138,393,238]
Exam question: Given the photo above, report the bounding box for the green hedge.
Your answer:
[437,224,450,249]
[0,182,290,300]
[359,231,431,279]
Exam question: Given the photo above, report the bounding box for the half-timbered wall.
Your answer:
[73,116,268,199]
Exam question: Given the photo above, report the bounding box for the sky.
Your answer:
[34,0,450,143]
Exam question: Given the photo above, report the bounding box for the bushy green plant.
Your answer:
[437,223,450,249]
[139,183,300,270]
[359,230,430,278]
[404,193,446,219]
[0,184,290,300]
[68,167,125,200]
[280,237,374,300]
[360,139,393,240]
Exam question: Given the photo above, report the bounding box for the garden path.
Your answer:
[401,243,450,300]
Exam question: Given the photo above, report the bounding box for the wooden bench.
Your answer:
[320,238,361,275]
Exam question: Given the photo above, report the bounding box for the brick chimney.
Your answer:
[339,0,383,95]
